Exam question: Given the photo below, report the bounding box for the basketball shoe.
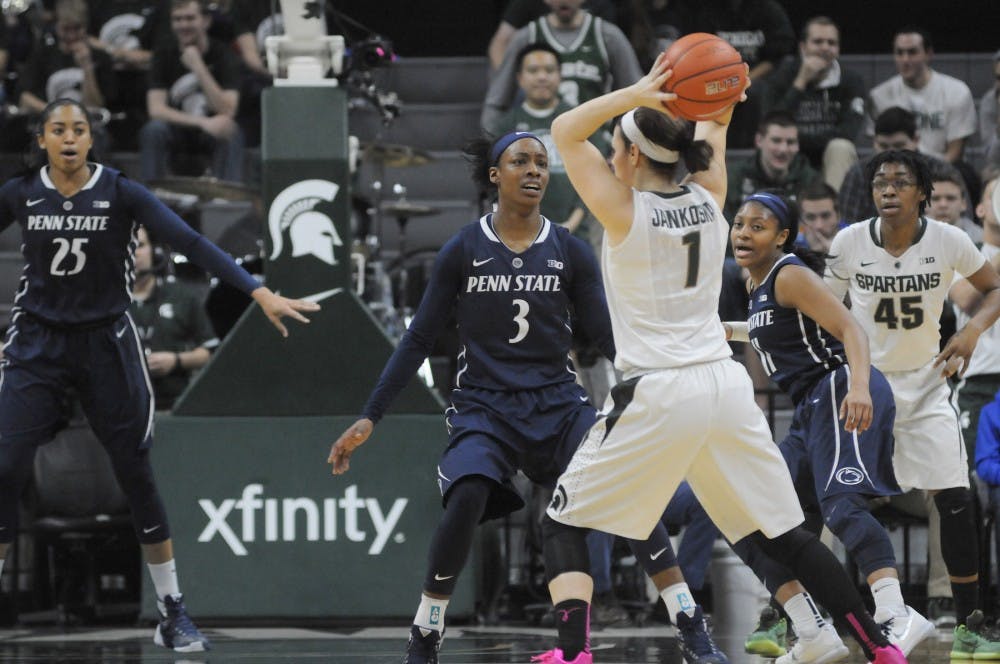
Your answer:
[951,610,1000,660]
[402,625,443,664]
[873,605,933,656]
[153,594,211,652]
[531,648,593,663]
[775,624,848,664]
[745,606,788,657]
[871,643,907,663]
[676,606,729,663]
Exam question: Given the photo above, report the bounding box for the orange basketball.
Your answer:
[661,33,747,121]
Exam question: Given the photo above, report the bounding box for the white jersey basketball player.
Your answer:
[536,53,903,664]
[825,150,1000,642]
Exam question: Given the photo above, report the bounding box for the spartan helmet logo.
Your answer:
[268,180,343,265]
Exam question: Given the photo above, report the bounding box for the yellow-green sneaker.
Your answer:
[745,606,788,657]
[951,610,1000,660]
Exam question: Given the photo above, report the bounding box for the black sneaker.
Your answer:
[926,596,956,628]
[676,606,729,664]
[402,625,443,664]
[153,594,210,652]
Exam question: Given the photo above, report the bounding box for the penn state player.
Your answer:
[543,53,904,663]
[0,99,318,652]
[825,149,1000,659]
[727,191,933,660]
[328,131,725,664]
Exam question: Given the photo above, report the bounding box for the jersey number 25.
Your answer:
[50,237,88,276]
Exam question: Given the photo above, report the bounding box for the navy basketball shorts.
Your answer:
[780,364,900,504]
[438,381,596,521]
[0,311,154,472]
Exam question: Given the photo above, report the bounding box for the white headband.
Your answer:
[620,109,679,164]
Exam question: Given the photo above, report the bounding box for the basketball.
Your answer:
[661,33,747,121]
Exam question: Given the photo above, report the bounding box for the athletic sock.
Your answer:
[147,559,180,614]
[660,582,697,624]
[953,581,979,626]
[554,599,590,660]
[414,593,449,635]
[871,577,906,617]
[783,592,824,640]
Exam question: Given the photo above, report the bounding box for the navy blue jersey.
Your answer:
[747,254,845,404]
[363,215,613,422]
[0,164,259,325]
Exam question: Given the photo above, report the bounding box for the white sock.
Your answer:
[147,559,181,612]
[871,577,906,617]
[660,582,697,624]
[783,592,825,640]
[414,593,449,636]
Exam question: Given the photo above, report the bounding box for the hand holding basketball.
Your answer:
[660,33,748,121]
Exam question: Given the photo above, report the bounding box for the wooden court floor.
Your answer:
[0,622,959,662]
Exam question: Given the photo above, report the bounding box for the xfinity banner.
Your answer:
[147,413,474,618]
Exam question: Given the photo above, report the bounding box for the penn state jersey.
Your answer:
[825,216,985,372]
[602,183,731,377]
[748,254,846,403]
[448,215,606,390]
[0,164,214,325]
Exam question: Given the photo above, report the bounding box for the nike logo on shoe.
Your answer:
[472,257,494,267]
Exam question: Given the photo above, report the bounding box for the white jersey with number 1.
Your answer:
[603,183,731,379]
[825,217,985,373]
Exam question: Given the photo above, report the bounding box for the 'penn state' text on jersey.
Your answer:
[0,164,259,325]
[602,183,730,377]
[748,254,846,403]
[825,217,985,372]
[362,215,613,422]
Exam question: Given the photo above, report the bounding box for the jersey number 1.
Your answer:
[50,237,88,276]
[682,231,700,288]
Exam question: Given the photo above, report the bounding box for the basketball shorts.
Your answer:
[884,361,968,491]
[548,358,804,543]
[438,381,596,521]
[781,365,900,505]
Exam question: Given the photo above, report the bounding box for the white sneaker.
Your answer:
[776,624,849,664]
[873,605,934,656]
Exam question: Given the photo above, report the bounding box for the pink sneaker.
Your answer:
[871,643,907,663]
[531,648,594,664]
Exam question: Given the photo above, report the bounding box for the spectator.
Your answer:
[866,26,976,164]
[682,0,796,149]
[616,0,690,70]
[17,0,117,153]
[129,226,218,411]
[840,106,972,224]
[486,0,618,72]
[979,50,1000,179]
[19,0,115,114]
[87,0,167,70]
[495,42,589,238]
[766,16,865,191]
[724,110,821,221]
[929,164,983,244]
[140,0,244,183]
[796,181,847,253]
[481,0,641,136]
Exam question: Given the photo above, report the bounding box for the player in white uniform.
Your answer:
[536,54,904,664]
[825,150,1000,659]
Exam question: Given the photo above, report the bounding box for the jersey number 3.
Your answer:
[50,237,88,276]
[874,295,923,330]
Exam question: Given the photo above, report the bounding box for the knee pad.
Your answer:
[822,493,895,575]
[935,487,978,577]
[542,515,590,582]
[627,522,677,577]
[758,525,814,563]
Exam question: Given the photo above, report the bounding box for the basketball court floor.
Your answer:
[0,621,959,662]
